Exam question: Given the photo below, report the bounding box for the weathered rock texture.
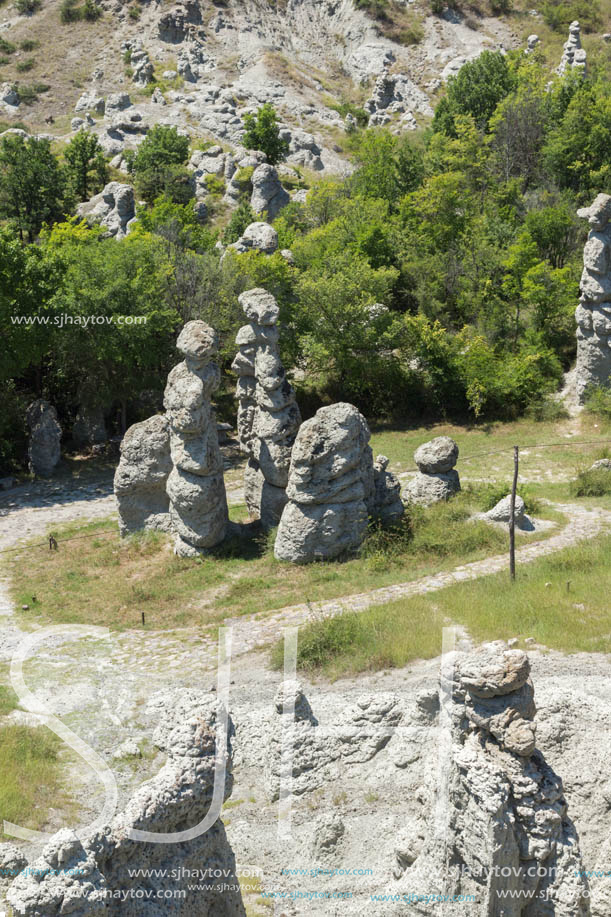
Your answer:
[486,493,526,526]
[7,691,245,916]
[113,414,173,537]
[76,181,136,240]
[232,288,301,527]
[274,402,374,563]
[26,399,61,476]
[388,643,589,915]
[372,455,404,523]
[576,193,611,402]
[402,436,460,506]
[164,321,229,555]
[558,20,587,76]
[229,221,278,255]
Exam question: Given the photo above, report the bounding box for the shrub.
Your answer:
[60,0,81,21]
[223,196,257,244]
[540,0,601,32]
[242,103,289,165]
[525,395,569,423]
[204,174,225,197]
[16,59,35,73]
[431,0,444,12]
[19,39,39,51]
[584,385,611,419]
[571,467,611,497]
[0,37,16,55]
[15,82,50,105]
[129,4,141,19]
[15,0,41,13]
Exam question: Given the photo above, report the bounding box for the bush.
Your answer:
[431,0,444,12]
[222,196,257,244]
[15,0,41,13]
[571,467,611,497]
[60,0,81,21]
[466,482,541,516]
[16,59,35,73]
[20,39,39,51]
[129,4,141,19]
[242,103,289,165]
[584,385,611,419]
[541,0,601,32]
[525,395,569,423]
[15,82,50,105]
[0,37,15,55]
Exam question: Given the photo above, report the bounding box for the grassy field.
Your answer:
[5,481,564,632]
[277,533,611,680]
[0,725,69,841]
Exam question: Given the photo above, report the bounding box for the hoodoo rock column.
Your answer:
[164,321,229,556]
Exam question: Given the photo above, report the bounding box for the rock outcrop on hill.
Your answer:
[274,402,374,563]
[402,436,460,506]
[26,399,61,477]
[558,20,587,76]
[114,414,173,537]
[76,181,136,240]
[576,193,611,402]
[232,288,301,527]
[6,691,245,916]
[164,321,229,555]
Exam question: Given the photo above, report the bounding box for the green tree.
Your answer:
[242,104,289,166]
[543,83,611,192]
[64,129,107,201]
[128,125,191,204]
[222,195,257,243]
[0,134,65,241]
[433,51,516,136]
[350,130,424,207]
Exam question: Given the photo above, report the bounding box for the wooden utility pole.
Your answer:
[509,445,519,581]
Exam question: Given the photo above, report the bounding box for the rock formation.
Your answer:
[72,405,107,448]
[576,194,611,402]
[229,221,278,255]
[114,414,173,537]
[26,399,61,476]
[558,20,587,76]
[7,691,246,916]
[274,402,375,563]
[265,679,402,801]
[164,321,229,556]
[402,436,460,506]
[372,455,404,523]
[389,643,589,915]
[486,493,527,527]
[76,181,136,240]
[525,33,540,55]
[232,288,301,527]
[250,164,290,221]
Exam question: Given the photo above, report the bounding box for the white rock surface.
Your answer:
[576,194,611,401]
[114,414,173,537]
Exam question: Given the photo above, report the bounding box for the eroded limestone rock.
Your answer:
[402,436,460,507]
[576,193,611,401]
[164,321,228,555]
[76,182,136,240]
[26,399,61,477]
[7,692,245,916]
[386,643,589,915]
[274,402,374,563]
[558,20,587,77]
[250,164,290,221]
[114,414,173,537]
[232,288,300,526]
[372,455,403,523]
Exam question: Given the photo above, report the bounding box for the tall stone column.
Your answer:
[232,288,301,527]
[164,321,228,556]
[575,194,611,403]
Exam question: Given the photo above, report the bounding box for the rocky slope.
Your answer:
[0,0,516,175]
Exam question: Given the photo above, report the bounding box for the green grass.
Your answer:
[277,534,611,679]
[0,683,19,716]
[0,725,67,839]
[5,483,560,632]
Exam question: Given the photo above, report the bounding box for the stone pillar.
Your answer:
[576,194,611,403]
[274,402,374,564]
[164,321,228,556]
[26,399,61,477]
[232,288,301,527]
[113,414,172,536]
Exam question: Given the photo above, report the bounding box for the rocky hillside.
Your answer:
[0,0,518,174]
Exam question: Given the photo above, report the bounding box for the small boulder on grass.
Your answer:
[486,494,526,526]
[590,458,611,471]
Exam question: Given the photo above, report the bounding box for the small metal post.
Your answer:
[509,445,519,581]
[141,612,145,626]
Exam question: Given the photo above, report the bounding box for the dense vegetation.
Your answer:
[1,47,610,471]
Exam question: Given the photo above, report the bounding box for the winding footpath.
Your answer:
[2,478,611,673]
